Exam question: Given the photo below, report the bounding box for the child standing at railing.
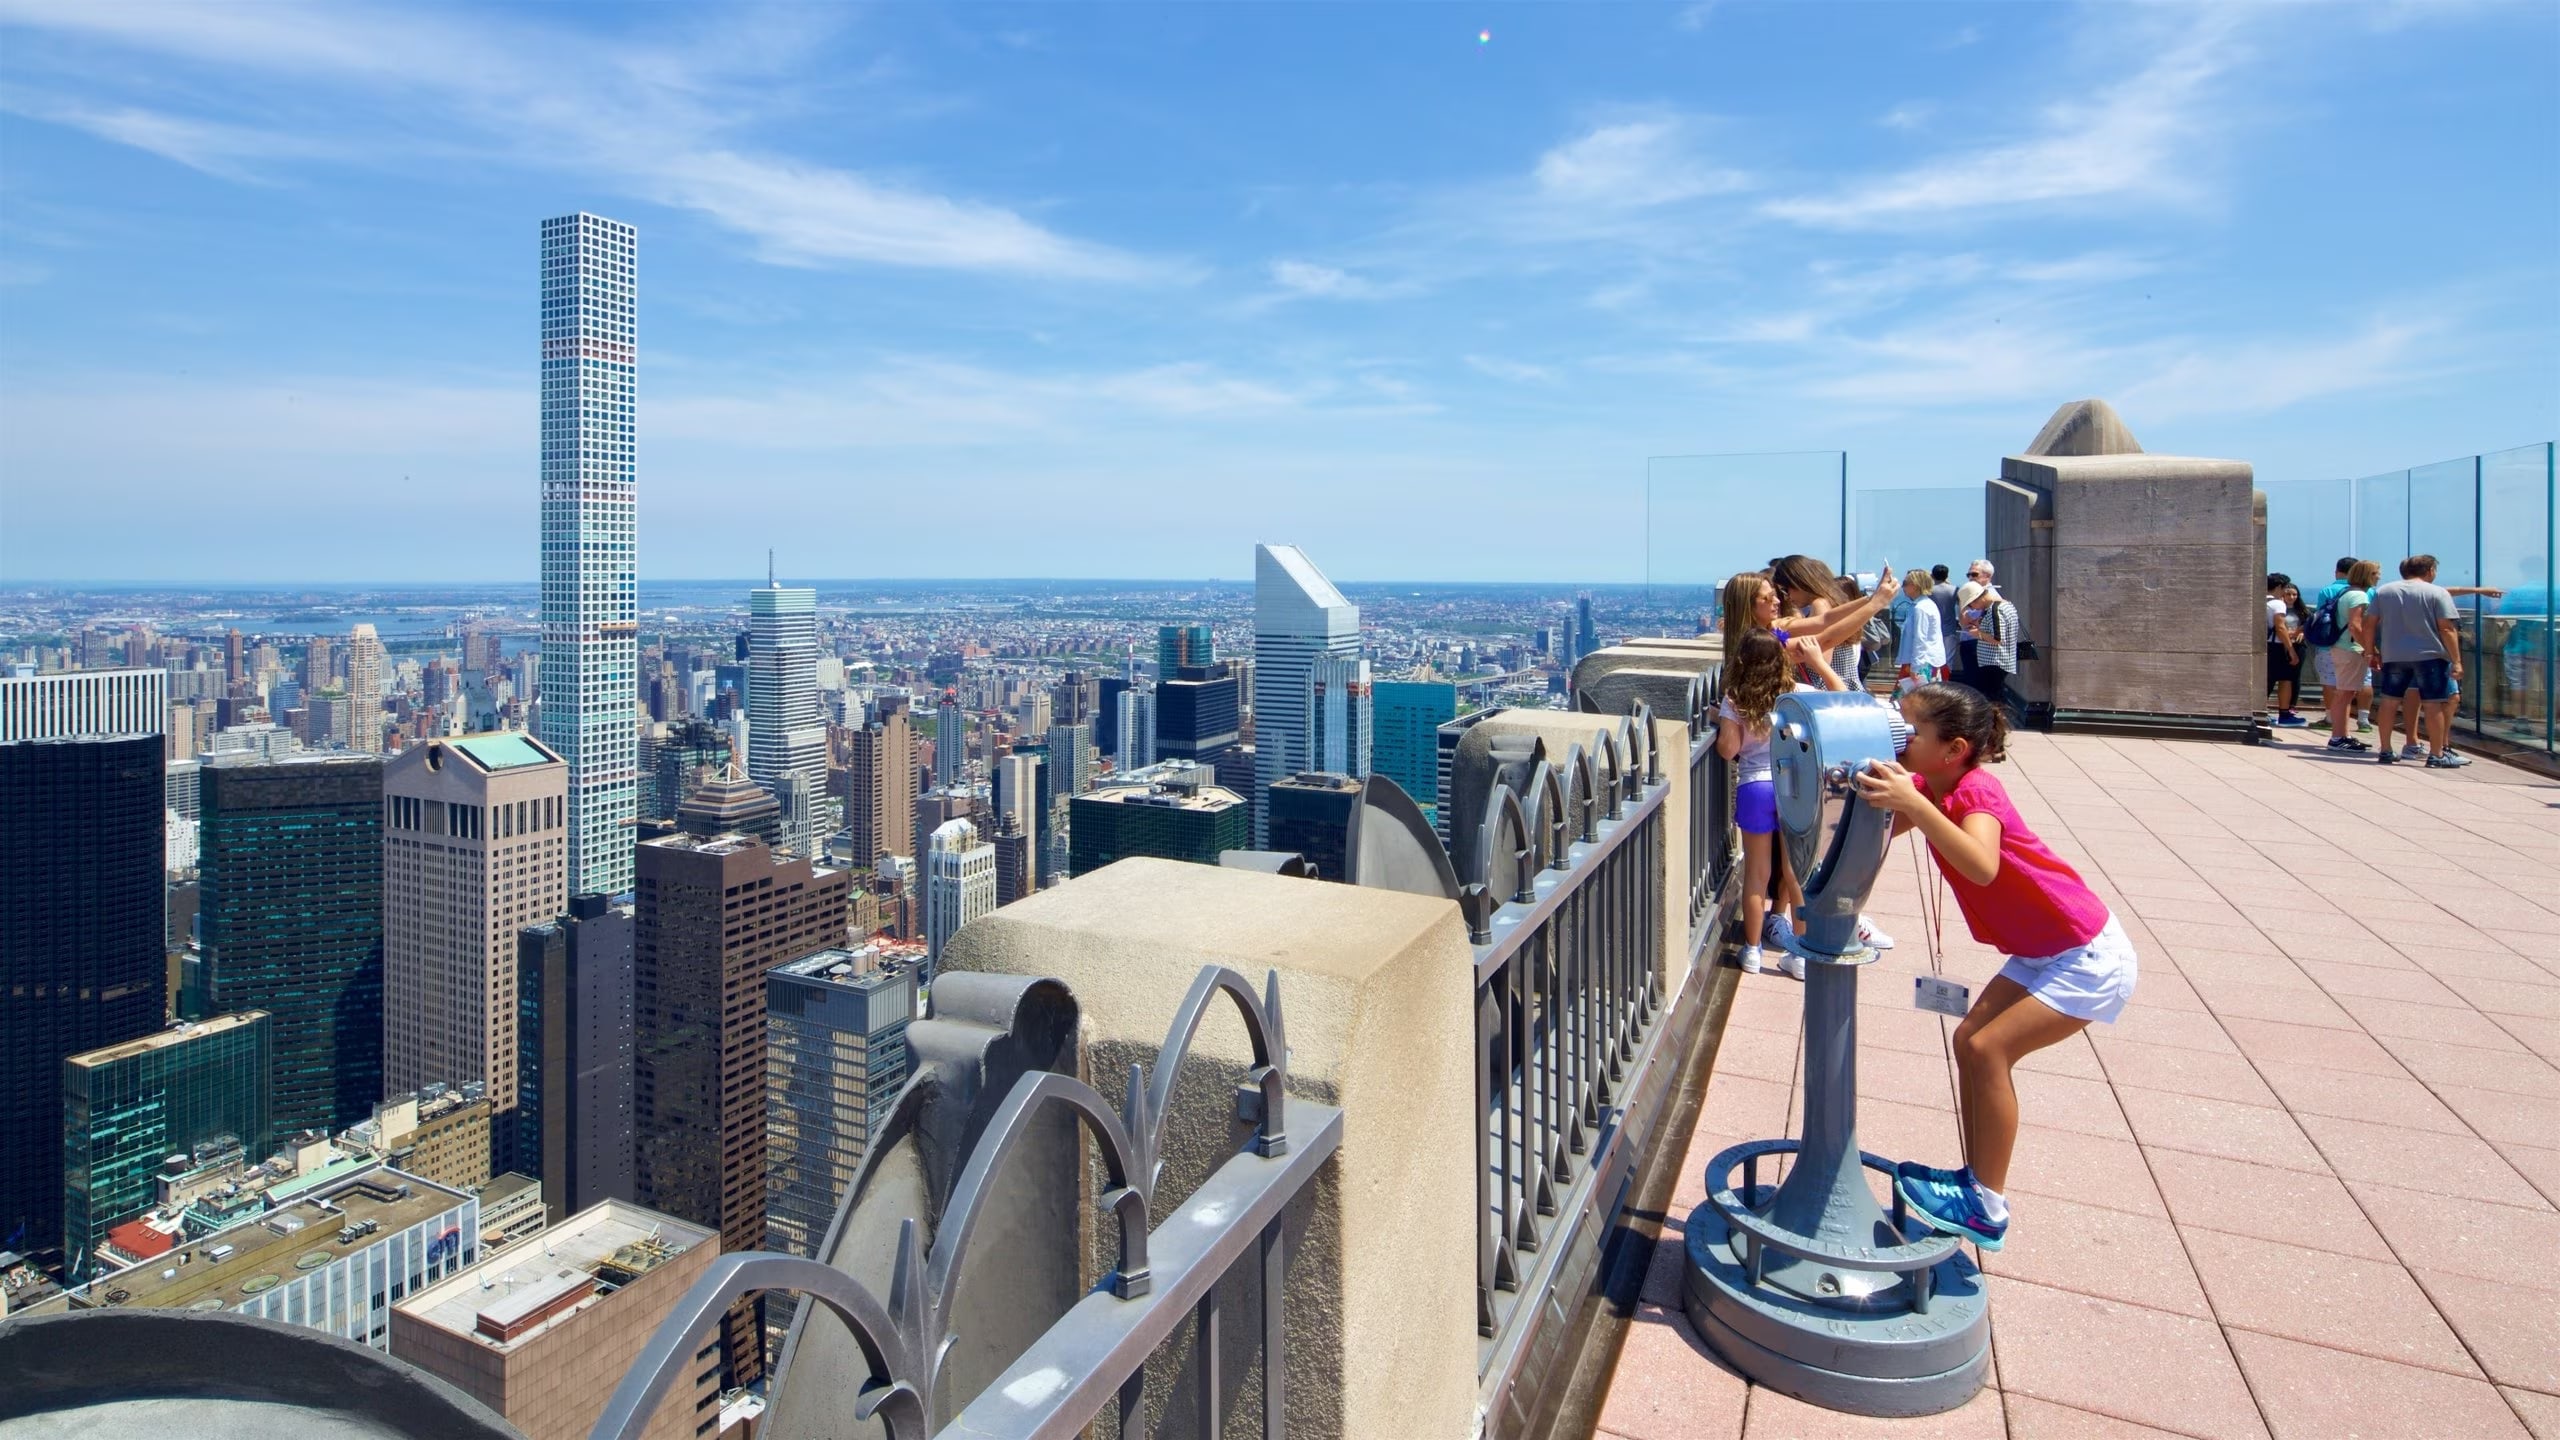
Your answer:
[1717,629,1856,978]
[1851,683,2139,1250]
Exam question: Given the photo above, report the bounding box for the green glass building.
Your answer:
[1067,768,1249,877]
[195,754,384,1137]
[62,1010,272,1277]
[1371,681,1458,826]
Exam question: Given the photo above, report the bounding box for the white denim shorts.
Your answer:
[1999,913,2139,1025]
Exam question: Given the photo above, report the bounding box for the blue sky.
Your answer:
[0,1,2552,584]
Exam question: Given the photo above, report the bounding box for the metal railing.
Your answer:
[590,965,1340,1440]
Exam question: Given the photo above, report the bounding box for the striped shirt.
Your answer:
[1973,599,2022,673]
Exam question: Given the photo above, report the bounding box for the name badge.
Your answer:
[1913,976,1970,1018]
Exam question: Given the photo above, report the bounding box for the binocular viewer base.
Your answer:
[1682,1181,1992,1417]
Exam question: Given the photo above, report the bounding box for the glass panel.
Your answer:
[2261,478,2356,600]
[1646,452,1844,622]
[2478,443,2555,752]
[1849,486,1983,590]
[2355,469,2412,571]
[2408,458,2480,726]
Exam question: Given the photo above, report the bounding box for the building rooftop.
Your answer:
[65,1011,267,1071]
[772,946,914,988]
[1596,726,2560,1439]
[1077,780,1244,814]
[71,1167,469,1315]
[395,1201,711,1355]
[443,732,561,771]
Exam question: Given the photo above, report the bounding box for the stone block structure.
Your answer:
[1989,399,2260,735]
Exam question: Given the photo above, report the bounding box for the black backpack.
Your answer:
[2305,590,2345,648]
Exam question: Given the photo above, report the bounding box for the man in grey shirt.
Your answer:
[1930,564,1959,647]
[2369,553,2466,769]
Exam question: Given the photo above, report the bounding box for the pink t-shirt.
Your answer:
[1916,767,2109,959]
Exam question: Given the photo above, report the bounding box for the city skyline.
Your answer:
[2,3,2552,584]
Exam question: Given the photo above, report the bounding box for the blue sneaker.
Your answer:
[1896,1167,2008,1251]
[1895,1159,1965,1190]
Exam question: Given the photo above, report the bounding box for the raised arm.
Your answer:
[1797,557,1893,652]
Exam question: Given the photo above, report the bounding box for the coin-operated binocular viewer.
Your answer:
[1682,690,1991,1416]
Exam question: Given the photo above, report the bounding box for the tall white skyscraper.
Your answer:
[1251,544,1360,846]
[748,580,826,855]
[923,818,995,977]
[538,212,640,897]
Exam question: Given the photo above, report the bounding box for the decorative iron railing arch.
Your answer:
[590,964,1328,1440]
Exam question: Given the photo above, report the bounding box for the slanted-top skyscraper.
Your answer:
[1251,544,1360,846]
[538,212,640,897]
[746,577,825,855]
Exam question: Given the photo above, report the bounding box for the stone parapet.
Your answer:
[939,859,1479,1440]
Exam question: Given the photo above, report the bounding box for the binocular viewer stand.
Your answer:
[1680,692,1991,1417]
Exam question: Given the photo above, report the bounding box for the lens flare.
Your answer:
[1478,29,1492,44]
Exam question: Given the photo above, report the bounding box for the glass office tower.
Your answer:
[62,1011,272,1276]
[0,724,164,1255]
[196,754,384,1137]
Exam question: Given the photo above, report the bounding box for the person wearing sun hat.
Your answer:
[1954,565,1991,690]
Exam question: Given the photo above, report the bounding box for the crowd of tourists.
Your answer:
[2268,553,2493,770]
[1708,549,2134,1256]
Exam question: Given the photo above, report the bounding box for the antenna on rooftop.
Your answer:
[768,548,776,588]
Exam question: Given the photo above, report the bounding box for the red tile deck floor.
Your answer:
[1595,728,2560,1440]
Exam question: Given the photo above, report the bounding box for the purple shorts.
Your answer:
[1737,779,1777,835]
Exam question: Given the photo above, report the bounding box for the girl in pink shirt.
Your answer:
[1850,683,2139,1250]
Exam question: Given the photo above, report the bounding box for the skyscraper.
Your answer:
[1372,680,1458,825]
[993,751,1041,857]
[1041,722,1093,883]
[764,951,914,1261]
[382,734,569,1159]
[844,709,915,867]
[1251,544,1360,846]
[62,1012,273,1276]
[746,581,825,856]
[516,894,637,1222]
[344,624,385,754]
[196,754,384,1137]
[932,693,965,790]
[1157,623,1214,678]
[538,212,640,898]
[923,819,996,976]
[1115,685,1156,772]
[634,832,847,1386]
[1575,594,1599,663]
[1156,667,1240,765]
[1309,653,1372,779]
[1,675,166,1256]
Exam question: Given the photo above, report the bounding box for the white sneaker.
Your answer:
[1778,950,1807,982]
[1738,945,1765,975]
[2401,743,2428,759]
[1858,914,1897,950]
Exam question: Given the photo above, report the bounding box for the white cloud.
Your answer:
[1674,3,1718,33]
[1533,118,1751,209]
[1463,354,1557,385]
[1766,11,2244,228]
[0,0,1167,281]
[1878,102,1934,132]
[0,92,344,182]
[1269,260,1389,300]
[2114,319,2441,419]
